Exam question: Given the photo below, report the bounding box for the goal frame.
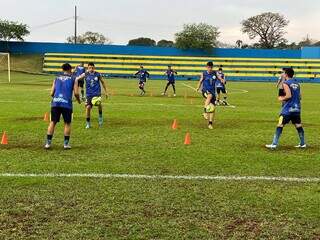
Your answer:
[0,52,11,83]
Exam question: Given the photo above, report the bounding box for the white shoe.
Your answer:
[64,144,72,150]
[265,144,277,150]
[295,144,306,149]
[85,123,91,129]
[44,143,51,149]
[173,94,176,97]
[208,124,213,129]
[161,92,166,96]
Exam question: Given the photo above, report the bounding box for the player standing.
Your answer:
[276,68,287,97]
[216,67,229,106]
[162,65,177,96]
[77,62,108,129]
[266,68,306,149]
[74,62,86,101]
[196,62,219,129]
[134,65,150,96]
[44,63,81,150]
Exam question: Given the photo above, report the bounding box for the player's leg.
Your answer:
[98,103,103,127]
[62,108,72,149]
[266,115,287,149]
[222,88,229,105]
[162,82,170,95]
[207,94,216,129]
[293,115,306,148]
[202,92,209,120]
[44,107,59,149]
[139,82,145,95]
[79,80,85,101]
[172,83,176,96]
[216,88,221,105]
[85,100,92,129]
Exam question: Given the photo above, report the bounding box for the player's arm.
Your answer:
[196,73,204,92]
[146,71,150,80]
[50,80,56,97]
[217,74,225,84]
[278,83,291,102]
[99,76,108,98]
[76,72,86,81]
[73,79,81,104]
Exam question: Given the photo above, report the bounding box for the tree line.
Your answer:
[0,12,319,51]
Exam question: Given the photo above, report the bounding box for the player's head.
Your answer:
[62,63,72,73]
[218,67,223,72]
[168,65,172,70]
[206,61,214,72]
[284,68,294,80]
[79,62,84,67]
[88,62,95,72]
[140,65,144,69]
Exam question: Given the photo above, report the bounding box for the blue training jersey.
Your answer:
[136,70,149,82]
[74,66,86,77]
[85,71,102,98]
[166,70,177,82]
[51,74,76,110]
[202,71,217,92]
[216,71,225,88]
[281,79,301,116]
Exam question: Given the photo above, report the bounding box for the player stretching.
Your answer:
[135,65,149,96]
[196,62,219,129]
[45,63,81,150]
[162,66,177,96]
[266,68,306,149]
[216,68,229,106]
[74,62,86,101]
[77,62,108,129]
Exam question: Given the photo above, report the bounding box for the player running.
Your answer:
[74,62,86,101]
[162,66,177,96]
[77,62,108,129]
[216,67,229,106]
[44,63,81,150]
[134,65,150,96]
[196,61,221,129]
[266,68,306,149]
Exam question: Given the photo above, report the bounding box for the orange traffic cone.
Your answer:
[171,119,178,130]
[44,112,49,122]
[1,131,8,145]
[184,132,191,145]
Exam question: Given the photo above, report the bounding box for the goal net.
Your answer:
[0,52,11,83]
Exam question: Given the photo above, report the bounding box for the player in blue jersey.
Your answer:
[44,63,81,150]
[216,68,229,106]
[74,62,86,101]
[266,68,306,149]
[134,65,150,96]
[196,62,222,129]
[162,66,177,96]
[77,62,108,129]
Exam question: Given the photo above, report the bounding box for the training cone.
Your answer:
[184,132,191,145]
[1,131,8,145]
[43,112,49,122]
[171,119,178,130]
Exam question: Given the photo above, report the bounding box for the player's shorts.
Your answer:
[139,81,145,88]
[51,107,72,124]
[216,87,227,94]
[202,90,216,105]
[278,114,301,125]
[86,96,101,107]
[278,88,285,97]
[167,81,175,85]
[78,79,84,88]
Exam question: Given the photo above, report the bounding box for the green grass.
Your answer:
[0,54,44,74]
[0,72,319,239]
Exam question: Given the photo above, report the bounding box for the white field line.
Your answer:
[0,173,319,183]
[181,83,249,94]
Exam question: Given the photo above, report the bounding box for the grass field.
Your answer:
[0,71,319,239]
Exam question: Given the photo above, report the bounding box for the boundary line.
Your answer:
[0,173,319,183]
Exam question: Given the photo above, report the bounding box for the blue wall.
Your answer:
[301,47,320,59]
[0,41,302,58]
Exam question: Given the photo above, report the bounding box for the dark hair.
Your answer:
[284,68,294,78]
[140,65,144,68]
[62,63,72,71]
[207,61,214,67]
[168,65,172,68]
[88,62,95,67]
[218,67,223,71]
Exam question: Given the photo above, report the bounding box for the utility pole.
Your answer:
[74,5,77,44]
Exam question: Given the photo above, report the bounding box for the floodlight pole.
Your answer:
[74,5,77,44]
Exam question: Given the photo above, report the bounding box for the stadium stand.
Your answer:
[43,53,320,82]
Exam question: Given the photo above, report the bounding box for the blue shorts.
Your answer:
[278,114,301,125]
[217,87,226,94]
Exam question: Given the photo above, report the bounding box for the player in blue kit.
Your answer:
[77,62,108,129]
[216,68,229,106]
[196,62,222,129]
[134,65,150,96]
[44,63,81,150]
[266,68,306,149]
[74,62,86,101]
[162,66,177,96]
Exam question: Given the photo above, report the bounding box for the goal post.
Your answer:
[0,52,11,83]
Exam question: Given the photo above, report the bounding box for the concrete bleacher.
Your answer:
[43,53,320,82]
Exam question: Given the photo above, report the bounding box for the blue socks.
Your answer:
[296,127,305,145]
[272,127,283,145]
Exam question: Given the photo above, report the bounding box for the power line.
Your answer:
[31,17,74,31]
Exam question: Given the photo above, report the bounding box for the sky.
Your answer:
[0,0,319,45]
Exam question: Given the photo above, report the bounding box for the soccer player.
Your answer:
[134,65,150,96]
[276,68,287,97]
[216,67,229,106]
[266,68,306,149]
[162,66,177,96]
[44,63,81,150]
[74,62,86,101]
[196,61,220,129]
[77,62,108,129]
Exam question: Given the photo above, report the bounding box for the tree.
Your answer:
[241,12,289,49]
[0,19,30,41]
[128,37,156,46]
[235,40,243,48]
[175,23,220,52]
[157,39,174,47]
[67,31,111,44]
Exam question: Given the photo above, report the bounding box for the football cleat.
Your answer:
[295,144,307,149]
[265,144,277,150]
[85,123,91,129]
[64,144,72,150]
[208,124,213,129]
[44,143,51,150]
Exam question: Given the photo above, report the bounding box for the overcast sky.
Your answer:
[0,0,319,45]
